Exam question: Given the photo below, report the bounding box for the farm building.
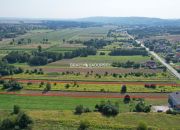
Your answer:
[145,61,157,69]
[168,92,180,110]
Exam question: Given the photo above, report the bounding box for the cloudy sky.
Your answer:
[0,0,179,19]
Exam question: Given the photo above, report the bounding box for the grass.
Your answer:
[0,94,178,130]
[6,72,176,82]
[1,110,179,130]
[22,82,180,93]
[0,94,129,111]
[53,55,151,64]
[0,94,167,111]
[28,110,180,130]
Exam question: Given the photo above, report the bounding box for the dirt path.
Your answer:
[3,78,180,86]
[0,90,169,99]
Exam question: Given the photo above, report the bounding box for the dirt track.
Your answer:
[0,90,169,99]
[3,78,180,86]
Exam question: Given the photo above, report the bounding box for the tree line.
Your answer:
[109,48,148,56]
[0,61,23,76]
[3,47,97,66]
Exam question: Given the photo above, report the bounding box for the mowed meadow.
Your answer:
[0,94,180,130]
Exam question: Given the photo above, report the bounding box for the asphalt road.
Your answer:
[140,41,180,80]
[128,33,180,80]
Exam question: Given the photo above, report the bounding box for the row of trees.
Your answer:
[83,39,111,49]
[0,61,23,76]
[3,46,97,66]
[0,80,23,91]
[63,47,96,59]
[112,61,141,69]
[109,48,148,56]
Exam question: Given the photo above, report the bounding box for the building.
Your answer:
[145,61,157,69]
[168,92,180,110]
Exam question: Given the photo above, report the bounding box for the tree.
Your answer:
[63,39,65,43]
[38,45,42,52]
[28,56,48,66]
[123,95,131,104]
[165,56,171,63]
[65,84,70,89]
[45,82,51,91]
[78,120,90,130]
[137,122,148,130]
[0,118,15,130]
[95,101,119,116]
[16,112,33,129]
[134,101,151,113]
[75,105,84,115]
[121,85,127,93]
[13,105,20,114]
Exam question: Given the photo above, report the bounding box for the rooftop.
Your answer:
[169,92,180,105]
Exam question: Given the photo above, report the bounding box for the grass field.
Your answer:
[0,94,167,111]
[22,82,180,93]
[1,94,179,130]
[5,71,176,82]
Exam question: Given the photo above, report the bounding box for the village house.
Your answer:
[168,92,180,110]
[145,61,157,69]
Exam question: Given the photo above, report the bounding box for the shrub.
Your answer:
[78,120,90,130]
[121,85,127,93]
[3,80,22,91]
[0,118,15,130]
[13,105,20,114]
[99,52,105,55]
[137,122,148,130]
[65,84,70,89]
[123,95,131,104]
[45,82,51,91]
[95,101,119,116]
[16,112,33,129]
[166,109,178,115]
[27,82,32,85]
[134,101,151,113]
[75,105,84,115]
[84,107,91,113]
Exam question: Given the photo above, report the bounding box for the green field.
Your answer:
[21,83,180,93]
[1,94,179,130]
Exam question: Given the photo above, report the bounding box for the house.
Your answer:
[175,53,180,62]
[166,46,173,53]
[176,48,180,52]
[168,92,180,110]
[145,61,157,69]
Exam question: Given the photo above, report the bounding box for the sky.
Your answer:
[0,0,180,19]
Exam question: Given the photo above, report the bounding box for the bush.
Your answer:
[121,85,127,93]
[78,120,90,130]
[45,82,51,91]
[134,101,151,113]
[123,95,131,104]
[75,105,84,115]
[137,122,148,130]
[99,52,105,55]
[3,80,23,91]
[84,107,91,113]
[95,101,119,116]
[13,105,20,114]
[16,112,33,129]
[65,84,70,89]
[0,118,15,130]
[166,109,178,115]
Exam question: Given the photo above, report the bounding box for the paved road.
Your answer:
[140,41,180,80]
[128,34,180,80]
